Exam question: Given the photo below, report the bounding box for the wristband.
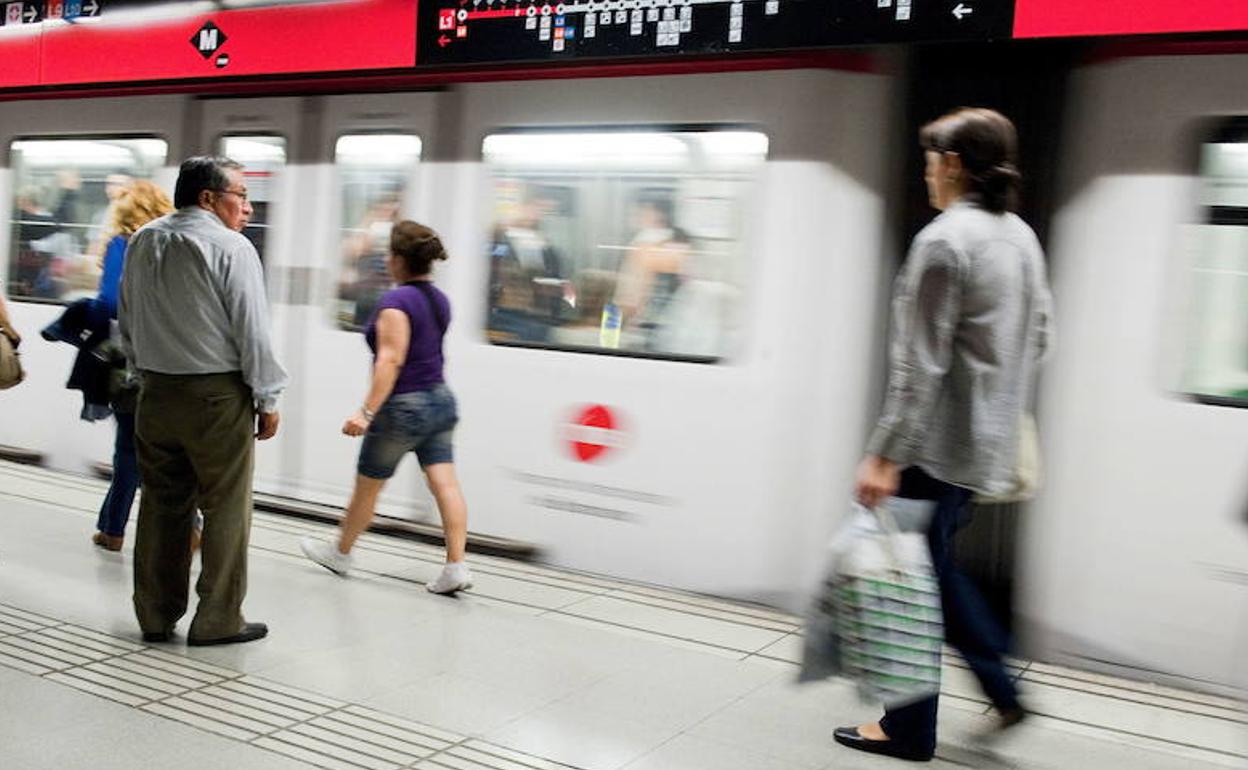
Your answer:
[360,406,376,421]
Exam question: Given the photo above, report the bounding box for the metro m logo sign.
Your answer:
[190,21,228,59]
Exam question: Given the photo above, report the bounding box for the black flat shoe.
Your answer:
[833,726,934,762]
[142,629,173,643]
[187,622,268,647]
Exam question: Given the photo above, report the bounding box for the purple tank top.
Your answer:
[365,282,451,393]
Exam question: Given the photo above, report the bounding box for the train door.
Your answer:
[449,71,897,604]
[285,92,441,518]
[197,98,301,497]
[0,96,185,473]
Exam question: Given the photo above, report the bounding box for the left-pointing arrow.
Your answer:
[438,34,451,47]
[951,3,973,21]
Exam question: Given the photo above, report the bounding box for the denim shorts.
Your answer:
[357,384,458,479]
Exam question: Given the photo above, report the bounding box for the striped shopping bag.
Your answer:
[801,501,943,708]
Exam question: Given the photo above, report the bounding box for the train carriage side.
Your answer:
[1026,50,1248,695]
[0,67,903,611]
[445,68,900,606]
[0,96,186,473]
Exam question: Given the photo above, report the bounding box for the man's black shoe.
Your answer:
[833,726,934,762]
[141,630,172,643]
[187,622,268,647]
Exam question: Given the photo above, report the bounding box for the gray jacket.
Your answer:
[119,207,288,413]
[867,199,1054,495]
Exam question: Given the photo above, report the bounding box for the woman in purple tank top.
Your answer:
[301,221,472,594]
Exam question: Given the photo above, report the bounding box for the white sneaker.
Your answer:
[426,562,472,594]
[300,536,352,577]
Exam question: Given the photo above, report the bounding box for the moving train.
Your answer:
[1,34,1245,700]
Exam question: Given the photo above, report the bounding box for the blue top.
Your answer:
[97,234,127,319]
[365,281,450,394]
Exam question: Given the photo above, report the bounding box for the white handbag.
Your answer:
[975,414,1041,504]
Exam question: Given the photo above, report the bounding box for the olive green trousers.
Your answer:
[133,372,255,641]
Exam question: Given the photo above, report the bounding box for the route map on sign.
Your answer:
[418,0,1012,64]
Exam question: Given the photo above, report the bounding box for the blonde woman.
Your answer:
[92,180,173,551]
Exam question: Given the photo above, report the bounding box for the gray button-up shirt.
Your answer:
[119,207,288,413]
[867,199,1054,495]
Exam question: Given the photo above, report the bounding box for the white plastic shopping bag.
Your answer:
[800,498,943,708]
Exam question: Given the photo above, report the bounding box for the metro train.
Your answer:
[1,43,1246,701]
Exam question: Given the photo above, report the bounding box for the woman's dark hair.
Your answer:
[173,156,243,209]
[390,220,448,276]
[920,108,1021,213]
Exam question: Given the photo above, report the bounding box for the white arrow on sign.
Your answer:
[952,3,973,20]
[24,4,36,23]
[83,0,99,15]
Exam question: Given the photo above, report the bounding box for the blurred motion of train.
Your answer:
[1,3,1246,702]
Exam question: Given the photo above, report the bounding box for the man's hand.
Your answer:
[855,454,901,509]
[256,411,280,440]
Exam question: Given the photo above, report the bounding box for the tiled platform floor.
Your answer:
[1,461,1243,769]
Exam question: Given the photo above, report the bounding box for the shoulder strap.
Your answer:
[409,281,449,335]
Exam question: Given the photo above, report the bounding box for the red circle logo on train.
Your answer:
[564,404,624,463]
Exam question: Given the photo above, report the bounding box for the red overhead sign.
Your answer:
[5,0,1248,93]
[0,24,40,89]
[0,0,416,90]
[1014,1,1248,39]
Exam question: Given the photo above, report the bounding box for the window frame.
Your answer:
[213,131,290,269]
[4,132,170,306]
[1181,116,1248,409]
[330,129,425,333]
[479,122,770,365]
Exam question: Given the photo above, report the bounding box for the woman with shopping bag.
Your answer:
[834,107,1054,762]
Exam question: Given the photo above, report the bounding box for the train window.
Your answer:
[6,137,167,303]
[218,135,286,261]
[1182,120,1248,407]
[333,133,423,331]
[482,128,768,362]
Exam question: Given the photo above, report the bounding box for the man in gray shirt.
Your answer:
[120,156,287,646]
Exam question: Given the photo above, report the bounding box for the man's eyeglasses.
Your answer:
[215,188,250,203]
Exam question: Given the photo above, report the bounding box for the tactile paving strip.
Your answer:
[413,741,586,770]
[0,602,591,770]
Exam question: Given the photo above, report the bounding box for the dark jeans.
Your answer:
[879,467,1020,754]
[95,411,138,538]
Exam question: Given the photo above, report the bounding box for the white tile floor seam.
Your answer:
[2,462,1246,770]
